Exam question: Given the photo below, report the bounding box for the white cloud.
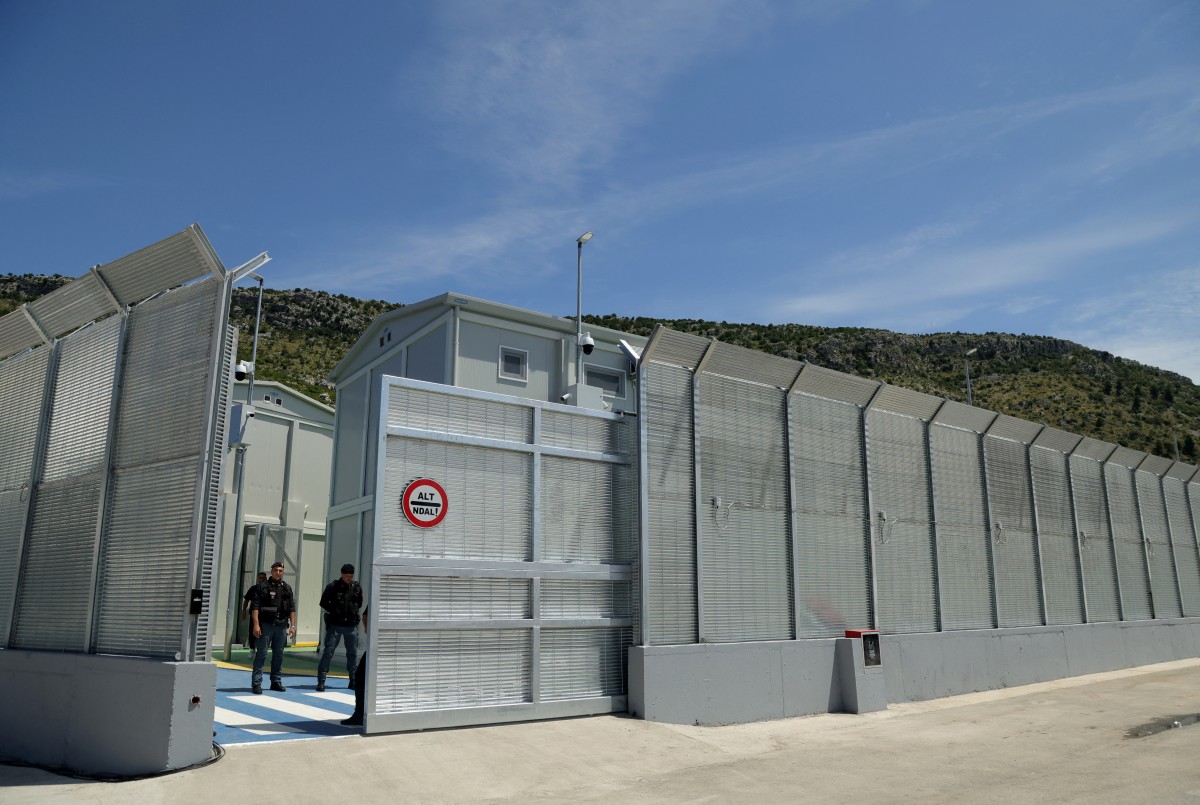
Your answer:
[1061,266,1200,382]
[0,171,108,201]
[771,212,1197,322]
[416,0,771,188]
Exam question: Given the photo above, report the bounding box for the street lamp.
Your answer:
[575,231,593,400]
[964,347,978,407]
[222,268,267,661]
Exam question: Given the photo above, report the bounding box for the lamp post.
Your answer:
[575,231,593,397]
[222,270,266,661]
[964,347,978,407]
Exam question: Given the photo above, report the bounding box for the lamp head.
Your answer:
[577,231,593,246]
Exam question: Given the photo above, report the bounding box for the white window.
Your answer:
[498,346,528,383]
[585,364,625,398]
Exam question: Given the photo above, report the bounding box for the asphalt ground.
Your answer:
[3,658,1200,804]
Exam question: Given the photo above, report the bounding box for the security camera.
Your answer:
[580,332,595,356]
[235,360,253,382]
[560,392,571,402]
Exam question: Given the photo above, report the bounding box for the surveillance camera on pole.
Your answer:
[235,360,254,382]
[579,332,595,356]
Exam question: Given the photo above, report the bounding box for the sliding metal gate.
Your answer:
[366,377,637,732]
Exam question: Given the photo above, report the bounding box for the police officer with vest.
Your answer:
[316,563,363,692]
[250,561,296,694]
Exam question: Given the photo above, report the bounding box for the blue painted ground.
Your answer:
[213,666,360,746]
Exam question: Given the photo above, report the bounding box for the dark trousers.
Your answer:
[351,650,366,718]
[252,622,288,686]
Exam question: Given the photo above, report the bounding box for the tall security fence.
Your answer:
[637,326,1200,644]
[0,226,239,661]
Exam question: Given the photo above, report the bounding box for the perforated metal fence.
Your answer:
[0,226,236,661]
[638,325,1200,643]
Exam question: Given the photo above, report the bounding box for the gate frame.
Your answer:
[365,376,636,733]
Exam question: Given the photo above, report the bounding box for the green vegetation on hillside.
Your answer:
[3,274,1196,462]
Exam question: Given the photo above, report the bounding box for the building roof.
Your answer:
[328,291,645,385]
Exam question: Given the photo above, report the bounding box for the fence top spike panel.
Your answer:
[0,309,46,360]
[1108,445,1147,469]
[870,383,942,420]
[791,363,880,407]
[0,225,224,362]
[1166,461,1200,481]
[700,341,802,389]
[98,226,224,307]
[1073,437,1118,461]
[1032,426,1084,453]
[27,272,118,339]
[985,413,1042,444]
[642,325,711,370]
[1138,454,1174,475]
[931,399,998,432]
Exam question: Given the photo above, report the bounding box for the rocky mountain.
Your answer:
[3,273,1196,462]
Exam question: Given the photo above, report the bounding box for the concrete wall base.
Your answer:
[629,618,1200,726]
[0,651,216,777]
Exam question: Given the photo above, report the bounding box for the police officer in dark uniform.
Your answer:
[316,563,363,692]
[250,561,296,694]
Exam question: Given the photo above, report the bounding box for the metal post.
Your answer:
[1065,446,1090,623]
[1027,429,1049,626]
[1099,447,1125,621]
[1131,461,1156,619]
[692,340,717,642]
[980,414,1002,628]
[785,365,806,639]
[924,403,948,632]
[861,382,886,631]
[222,273,264,661]
[636,359,651,645]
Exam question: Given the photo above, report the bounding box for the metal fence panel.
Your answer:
[381,438,532,561]
[39,318,120,482]
[0,347,51,492]
[1070,456,1121,621]
[1030,447,1085,624]
[94,460,198,656]
[1164,477,1200,616]
[1136,472,1181,618]
[541,456,621,564]
[984,436,1042,627]
[1105,464,1152,620]
[95,278,226,658]
[644,362,697,645]
[930,425,994,630]
[9,318,120,652]
[375,629,531,712]
[379,576,530,620]
[10,477,102,651]
[0,348,50,647]
[791,394,872,637]
[540,628,631,701]
[387,383,531,443]
[698,375,792,642]
[867,411,937,634]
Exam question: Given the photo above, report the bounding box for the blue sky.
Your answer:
[3,1,1198,380]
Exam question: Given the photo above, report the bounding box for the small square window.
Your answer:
[585,365,625,398]
[498,346,528,383]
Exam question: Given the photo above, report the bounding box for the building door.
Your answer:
[366,377,637,732]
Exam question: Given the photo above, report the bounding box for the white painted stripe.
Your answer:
[305,691,356,705]
[213,706,305,734]
[228,695,348,721]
